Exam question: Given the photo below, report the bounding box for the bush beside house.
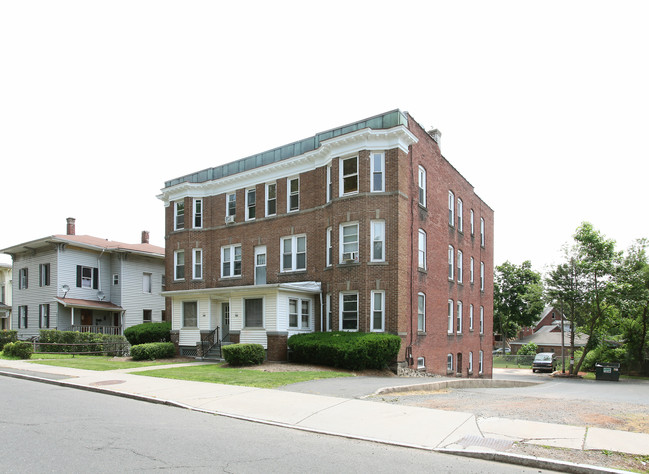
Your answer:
[38,330,128,355]
[124,322,171,346]
[130,342,176,361]
[3,341,33,359]
[221,344,265,366]
[0,330,18,351]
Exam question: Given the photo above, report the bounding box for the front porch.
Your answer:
[70,325,122,335]
[55,297,125,335]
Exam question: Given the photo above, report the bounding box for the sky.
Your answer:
[1,1,648,274]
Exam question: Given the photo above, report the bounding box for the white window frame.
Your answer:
[193,198,202,229]
[287,176,299,212]
[417,357,425,370]
[448,299,454,334]
[470,209,475,236]
[468,351,473,373]
[470,257,475,283]
[481,217,485,247]
[226,193,236,218]
[418,166,426,207]
[340,156,359,195]
[448,191,455,226]
[370,290,385,332]
[192,248,203,280]
[246,188,256,221]
[326,164,333,203]
[221,244,242,278]
[39,303,50,328]
[457,249,463,283]
[339,292,359,331]
[371,151,385,192]
[418,292,426,332]
[326,227,333,267]
[325,293,332,331]
[174,201,184,231]
[143,272,152,293]
[18,305,28,328]
[370,220,385,262]
[479,350,484,374]
[480,261,485,291]
[456,300,463,334]
[174,250,185,281]
[182,300,198,328]
[469,304,474,331]
[281,235,306,272]
[448,245,454,280]
[418,229,426,270]
[457,198,463,232]
[339,222,359,263]
[288,297,311,330]
[447,353,453,372]
[266,182,277,216]
[480,306,484,334]
[244,297,264,329]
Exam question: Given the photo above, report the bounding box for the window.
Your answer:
[226,193,236,218]
[182,301,197,328]
[39,263,50,287]
[371,290,385,332]
[448,245,454,280]
[417,357,425,369]
[246,188,256,220]
[325,293,332,331]
[480,306,484,334]
[289,298,310,329]
[326,164,333,203]
[76,266,98,289]
[142,273,152,293]
[281,235,306,272]
[418,229,426,270]
[288,177,299,212]
[193,199,202,228]
[340,292,358,331]
[457,198,463,232]
[457,250,463,283]
[193,249,203,280]
[245,298,264,328]
[371,152,385,192]
[266,183,277,216]
[371,220,385,262]
[448,191,455,226]
[470,209,475,236]
[470,257,475,283]
[456,301,463,334]
[1,285,5,304]
[448,299,454,334]
[418,166,426,207]
[143,309,152,323]
[19,268,28,290]
[469,304,474,331]
[480,217,485,247]
[418,293,425,332]
[174,201,185,230]
[39,304,50,328]
[340,223,359,263]
[18,305,28,328]
[340,156,358,195]
[447,353,453,372]
[222,245,242,277]
[326,227,333,267]
[479,350,484,374]
[174,250,185,280]
[113,274,119,285]
[480,261,485,291]
[469,351,473,373]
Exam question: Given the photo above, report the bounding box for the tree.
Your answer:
[517,342,538,356]
[494,261,544,354]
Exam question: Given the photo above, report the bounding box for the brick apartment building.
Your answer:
[158,109,494,377]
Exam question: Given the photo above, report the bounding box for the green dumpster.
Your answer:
[595,363,620,381]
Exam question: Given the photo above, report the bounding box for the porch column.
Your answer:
[71,307,75,326]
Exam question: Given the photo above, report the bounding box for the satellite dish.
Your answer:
[62,284,70,297]
[97,291,105,301]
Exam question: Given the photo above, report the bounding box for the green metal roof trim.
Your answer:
[164,109,408,188]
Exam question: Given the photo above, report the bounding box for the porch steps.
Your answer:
[198,342,233,362]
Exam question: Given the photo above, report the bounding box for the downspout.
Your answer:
[320,289,324,333]
[97,248,106,293]
[408,132,416,366]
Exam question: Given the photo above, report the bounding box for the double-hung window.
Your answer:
[288,298,311,330]
[174,250,185,280]
[448,191,455,226]
[340,156,358,195]
[39,304,50,328]
[371,220,385,262]
[76,266,98,289]
[226,193,236,218]
[143,273,152,293]
[479,350,484,374]
[340,292,358,331]
[281,235,306,272]
[457,250,463,283]
[18,306,28,328]
[448,245,454,280]
[222,245,242,277]
[418,293,426,332]
[266,183,277,216]
[418,166,426,207]
[174,201,185,230]
[340,223,359,263]
[193,249,203,280]
[470,209,475,236]
[418,230,426,270]
[39,263,50,287]
[470,257,475,283]
[480,261,485,291]
[245,298,264,328]
[288,177,299,212]
[469,304,474,331]
[469,351,474,373]
[193,199,202,228]
[19,268,28,290]
[326,227,333,267]
[371,152,385,192]
[447,299,454,334]
[447,354,453,372]
[457,198,463,231]
[246,188,256,220]
[456,301,463,334]
[371,290,385,332]
[480,306,485,334]
[326,164,333,202]
[480,217,485,247]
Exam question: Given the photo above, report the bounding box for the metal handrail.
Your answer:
[201,326,220,358]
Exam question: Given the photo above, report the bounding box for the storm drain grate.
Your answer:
[456,435,513,451]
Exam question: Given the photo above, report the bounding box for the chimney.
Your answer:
[141,230,150,244]
[66,217,76,236]
[427,128,442,146]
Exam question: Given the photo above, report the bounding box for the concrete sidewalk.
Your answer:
[2,359,647,473]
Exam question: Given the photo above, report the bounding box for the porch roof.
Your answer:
[162,281,322,297]
[55,297,124,312]
[0,302,11,312]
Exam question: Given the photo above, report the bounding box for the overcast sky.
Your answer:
[1,1,648,274]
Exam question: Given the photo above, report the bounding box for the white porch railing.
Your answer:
[71,325,121,335]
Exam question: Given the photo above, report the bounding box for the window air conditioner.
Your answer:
[225,215,235,224]
[342,251,358,262]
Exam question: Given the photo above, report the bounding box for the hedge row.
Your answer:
[38,330,128,355]
[124,322,171,346]
[221,343,265,366]
[0,330,18,351]
[131,342,176,361]
[287,332,401,370]
[3,341,32,359]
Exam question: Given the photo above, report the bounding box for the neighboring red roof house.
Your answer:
[517,305,567,338]
[509,327,588,355]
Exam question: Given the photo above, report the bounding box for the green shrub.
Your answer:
[38,330,128,355]
[3,341,33,359]
[517,342,539,356]
[578,346,626,371]
[0,330,18,350]
[124,322,171,346]
[288,332,401,370]
[130,342,176,361]
[221,343,265,366]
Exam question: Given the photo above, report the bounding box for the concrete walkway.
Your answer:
[1,359,647,473]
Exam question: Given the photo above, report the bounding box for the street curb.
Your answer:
[0,370,630,474]
[370,378,540,397]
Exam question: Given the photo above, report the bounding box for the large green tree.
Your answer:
[493,260,544,353]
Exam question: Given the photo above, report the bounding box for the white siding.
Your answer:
[172,295,210,346]
[240,329,268,348]
[120,254,165,330]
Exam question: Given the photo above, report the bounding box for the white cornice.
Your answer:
[158,125,418,205]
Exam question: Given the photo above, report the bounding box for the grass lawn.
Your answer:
[137,364,353,389]
[492,359,531,369]
[27,355,188,371]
